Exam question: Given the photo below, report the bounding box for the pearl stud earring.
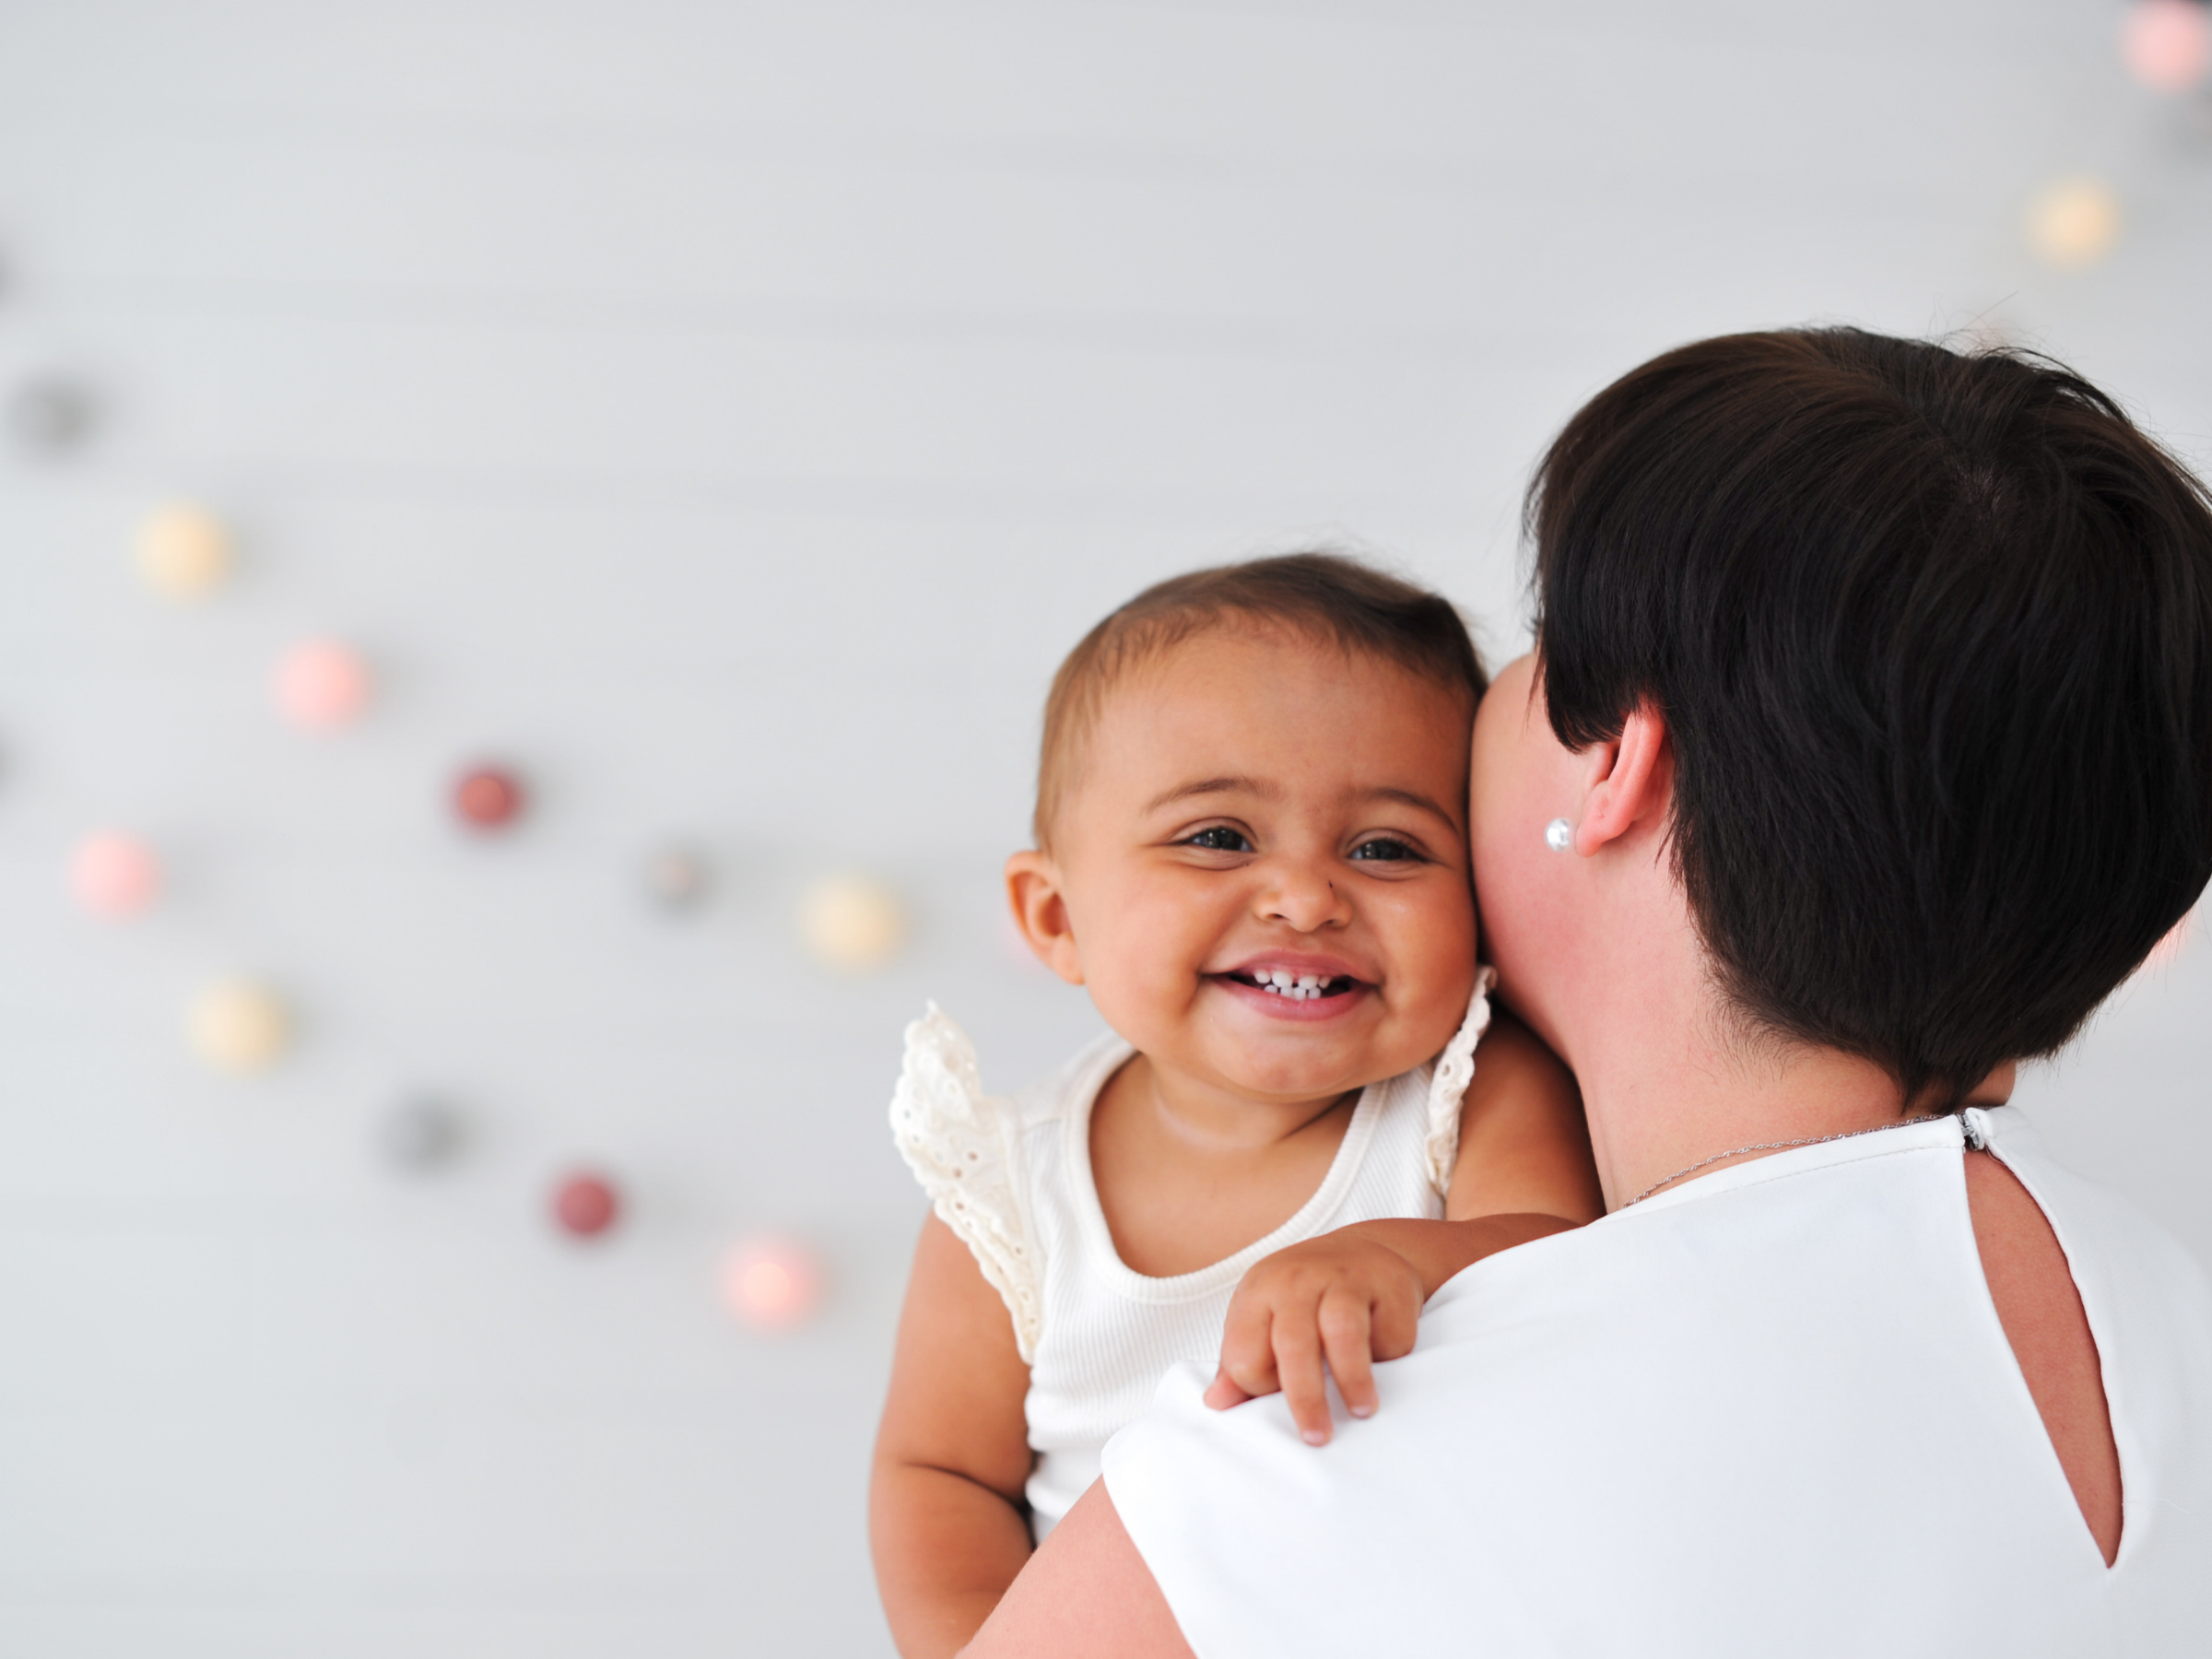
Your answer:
[1545,818,1573,853]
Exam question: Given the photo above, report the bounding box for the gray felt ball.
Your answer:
[644,845,710,912]
[8,377,95,454]
[379,1097,465,1171]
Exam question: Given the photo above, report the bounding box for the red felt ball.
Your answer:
[454,765,524,830]
[553,1171,619,1237]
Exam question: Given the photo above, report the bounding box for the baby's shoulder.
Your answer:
[890,1003,1126,1177]
[888,1006,1127,1363]
[1006,1027,1129,1135]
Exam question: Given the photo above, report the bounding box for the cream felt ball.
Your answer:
[188,980,290,1073]
[798,874,905,971]
[69,831,161,919]
[135,504,233,599]
[2026,177,2122,269]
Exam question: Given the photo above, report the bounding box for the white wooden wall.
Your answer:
[0,3,2206,1653]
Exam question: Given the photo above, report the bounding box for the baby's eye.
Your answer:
[1184,826,1253,853]
[1350,837,1418,863]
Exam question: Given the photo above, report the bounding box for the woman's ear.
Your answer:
[1571,701,1671,857]
[1006,850,1086,985]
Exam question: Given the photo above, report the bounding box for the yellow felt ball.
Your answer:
[188,979,290,1073]
[135,503,234,599]
[798,875,906,972]
[2026,178,2122,271]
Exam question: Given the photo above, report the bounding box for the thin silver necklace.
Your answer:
[1622,1111,1969,1208]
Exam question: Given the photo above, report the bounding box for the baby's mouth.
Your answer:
[1224,969,1359,1003]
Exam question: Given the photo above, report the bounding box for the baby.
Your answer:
[870,553,1603,1658]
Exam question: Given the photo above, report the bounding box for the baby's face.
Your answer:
[1035,629,1477,1107]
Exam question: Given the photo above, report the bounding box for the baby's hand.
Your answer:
[1202,1229,1423,1446]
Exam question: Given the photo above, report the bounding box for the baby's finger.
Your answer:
[1214,1300,1283,1400]
[1318,1292,1379,1421]
[1369,1286,1420,1364]
[1272,1318,1333,1446]
[1203,1371,1256,1411]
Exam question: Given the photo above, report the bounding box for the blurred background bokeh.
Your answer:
[2,2,2208,1653]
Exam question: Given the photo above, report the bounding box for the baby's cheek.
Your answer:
[1386,880,1480,1015]
[1077,902,1211,1041]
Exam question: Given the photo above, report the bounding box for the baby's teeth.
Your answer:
[1252,969,1345,999]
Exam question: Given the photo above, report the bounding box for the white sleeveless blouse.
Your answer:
[890,981,1492,1535]
[1103,1104,2212,1655]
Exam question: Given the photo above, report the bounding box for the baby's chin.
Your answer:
[1094,976,1456,1103]
[1189,1011,1430,1106]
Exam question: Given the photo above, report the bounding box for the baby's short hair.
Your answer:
[1034,551,1488,849]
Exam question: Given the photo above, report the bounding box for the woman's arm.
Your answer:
[871,1214,1038,1659]
[961,1482,1193,1659]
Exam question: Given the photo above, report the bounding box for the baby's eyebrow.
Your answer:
[1364,785,1461,828]
[1143,776,1460,831]
[1144,775,1279,813]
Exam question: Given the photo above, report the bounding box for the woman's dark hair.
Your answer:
[1529,327,2212,1101]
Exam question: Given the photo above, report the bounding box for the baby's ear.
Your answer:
[1005,851,1086,985]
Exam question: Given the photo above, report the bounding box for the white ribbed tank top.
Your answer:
[890,983,1490,1536]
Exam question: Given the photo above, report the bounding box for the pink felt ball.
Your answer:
[273,638,371,731]
[553,1171,619,1238]
[453,765,525,830]
[721,1234,823,1330]
[2123,0,2211,92]
[2147,910,2194,970]
[69,831,161,918]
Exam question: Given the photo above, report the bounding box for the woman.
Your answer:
[962,328,2212,1654]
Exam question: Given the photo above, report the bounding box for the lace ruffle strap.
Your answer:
[1422,967,1498,1200]
[888,1003,1044,1362]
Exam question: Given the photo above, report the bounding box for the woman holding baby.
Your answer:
[888,327,2212,1655]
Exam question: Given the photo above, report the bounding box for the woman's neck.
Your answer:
[1547,915,1914,1212]
[1579,1029,1916,1211]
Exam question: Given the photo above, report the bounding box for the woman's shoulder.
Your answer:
[1981,1105,2212,1372]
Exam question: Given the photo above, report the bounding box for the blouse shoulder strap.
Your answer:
[888,1002,1044,1362]
[1422,967,1498,1201]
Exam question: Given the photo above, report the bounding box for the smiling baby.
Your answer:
[870,553,1604,1658]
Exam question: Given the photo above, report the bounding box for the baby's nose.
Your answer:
[1258,856,1349,931]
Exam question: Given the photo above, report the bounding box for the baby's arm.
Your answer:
[1205,1012,1603,1442]
[870,1214,1036,1659]
[1441,1008,1605,1224]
